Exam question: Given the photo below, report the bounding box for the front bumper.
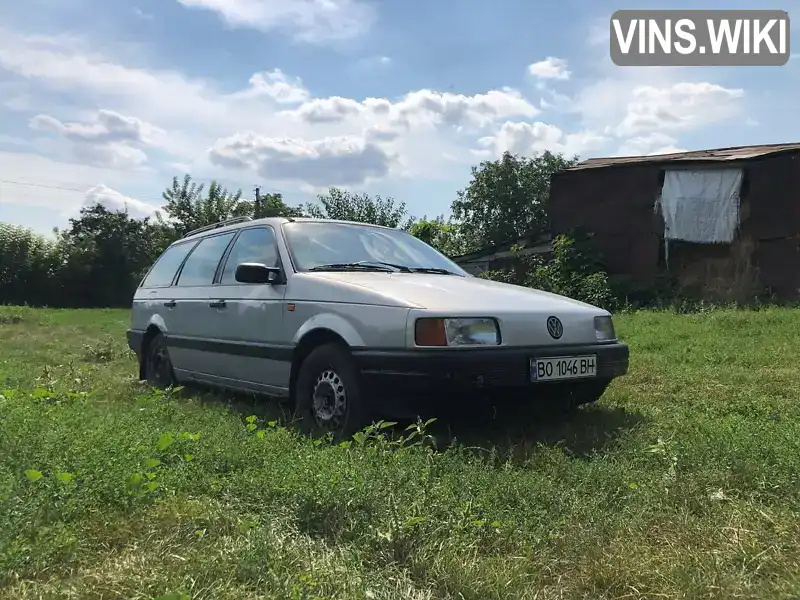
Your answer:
[352,341,629,393]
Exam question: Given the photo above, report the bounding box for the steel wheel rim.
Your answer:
[311,369,347,428]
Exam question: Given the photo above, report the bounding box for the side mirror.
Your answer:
[235,262,282,284]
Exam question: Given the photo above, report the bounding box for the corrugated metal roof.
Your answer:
[565,142,800,171]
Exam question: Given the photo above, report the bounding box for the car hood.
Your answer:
[306,272,606,314]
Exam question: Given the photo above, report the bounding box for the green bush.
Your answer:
[478,231,620,310]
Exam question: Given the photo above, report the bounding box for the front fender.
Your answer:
[292,313,366,347]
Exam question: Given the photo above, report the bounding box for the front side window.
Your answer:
[175,232,235,287]
[220,227,279,284]
[282,221,467,275]
[140,241,197,288]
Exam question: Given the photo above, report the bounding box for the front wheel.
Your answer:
[294,343,369,439]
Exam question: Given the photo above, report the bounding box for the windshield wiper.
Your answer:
[308,261,456,275]
[308,261,402,273]
[355,261,458,275]
[407,267,457,275]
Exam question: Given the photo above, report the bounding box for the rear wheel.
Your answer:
[143,333,176,388]
[294,343,369,439]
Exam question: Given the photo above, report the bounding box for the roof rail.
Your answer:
[182,216,253,239]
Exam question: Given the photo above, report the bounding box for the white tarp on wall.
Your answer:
[658,168,743,244]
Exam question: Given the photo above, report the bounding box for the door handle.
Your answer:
[209,300,227,308]
[163,300,177,308]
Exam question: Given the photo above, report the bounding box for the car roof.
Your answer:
[175,217,399,245]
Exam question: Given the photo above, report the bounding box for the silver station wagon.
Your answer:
[127,216,629,436]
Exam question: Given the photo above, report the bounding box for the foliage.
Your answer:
[253,191,305,219]
[407,215,467,257]
[0,223,60,306]
[1,305,800,598]
[526,233,616,310]
[479,231,618,310]
[157,174,250,237]
[451,150,577,253]
[306,187,413,229]
[1,155,736,310]
[57,204,167,307]
[1,205,167,308]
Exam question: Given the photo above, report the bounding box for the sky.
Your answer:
[0,0,798,236]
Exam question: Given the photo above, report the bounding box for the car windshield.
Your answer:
[282,221,468,275]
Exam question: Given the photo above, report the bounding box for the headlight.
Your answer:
[594,316,616,341]
[415,317,501,347]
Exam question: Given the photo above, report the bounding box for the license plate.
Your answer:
[530,355,597,382]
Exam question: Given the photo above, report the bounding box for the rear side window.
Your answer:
[175,232,235,287]
[140,242,196,288]
[220,227,279,284]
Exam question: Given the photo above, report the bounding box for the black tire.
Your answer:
[294,343,369,439]
[143,333,176,389]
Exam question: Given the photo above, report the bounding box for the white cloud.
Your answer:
[539,89,574,112]
[616,82,744,137]
[528,57,571,80]
[616,133,687,157]
[231,69,310,104]
[175,0,375,43]
[28,109,162,169]
[0,22,754,220]
[477,121,607,158]
[83,184,159,219]
[30,109,160,144]
[397,89,539,128]
[0,151,163,220]
[0,29,532,184]
[570,67,746,156]
[208,132,394,186]
[286,96,363,123]
[282,88,540,129]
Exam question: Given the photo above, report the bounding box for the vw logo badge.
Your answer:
[546,316,563,339]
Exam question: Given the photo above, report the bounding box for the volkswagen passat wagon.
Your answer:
[127,216,629,436]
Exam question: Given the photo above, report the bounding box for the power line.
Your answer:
[0,177,290,206]
[0,178,90,194]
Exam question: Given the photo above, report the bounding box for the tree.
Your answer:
[57,203,164,307]
[450,150,577,253]
[0,223,60,306]
[157,174,250,236]
[253,191,305,219]
[408,215,466,257]
[305,187,413,228]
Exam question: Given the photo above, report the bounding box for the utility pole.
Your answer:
[254,185,261,218]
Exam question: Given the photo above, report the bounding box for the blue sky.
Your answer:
[0,0,797,235]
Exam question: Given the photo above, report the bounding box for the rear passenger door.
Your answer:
[210,226,289,392]
[134,240,198,338]
[166,231,236,378]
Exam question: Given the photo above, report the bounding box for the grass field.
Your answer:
[1,306,799,599]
